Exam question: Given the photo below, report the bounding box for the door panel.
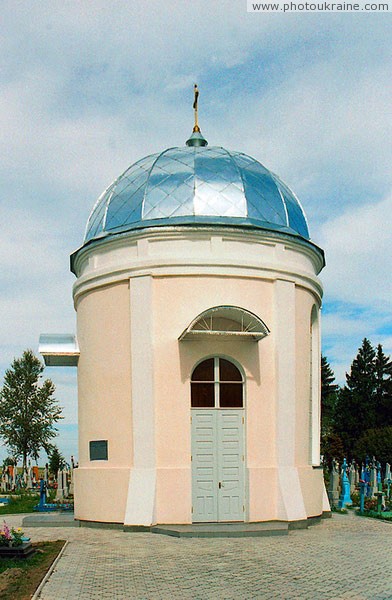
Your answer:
[218,411,244,521]
[192,411,218,522]
[192,409,244,522]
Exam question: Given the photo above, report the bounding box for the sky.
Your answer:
[1,1,391,463]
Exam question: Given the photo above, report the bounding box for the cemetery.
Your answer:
[326,457,392,518]
[1,452,392,598]
[0,461,74,515]
[1,455,391,527]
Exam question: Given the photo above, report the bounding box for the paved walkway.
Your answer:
[5,512,392,599]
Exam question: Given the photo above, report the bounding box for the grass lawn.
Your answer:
[0,494,39,514]
[0,540,65,600]
[357,509,392,521]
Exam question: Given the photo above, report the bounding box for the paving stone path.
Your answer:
[6,511,392,599]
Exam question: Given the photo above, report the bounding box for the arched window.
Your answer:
[191,357,243,408]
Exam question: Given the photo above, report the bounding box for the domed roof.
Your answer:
[84,145,310,244]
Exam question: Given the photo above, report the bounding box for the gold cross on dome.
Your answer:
[193,84,200,132]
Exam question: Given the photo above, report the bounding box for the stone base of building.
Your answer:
[75,514,328,537]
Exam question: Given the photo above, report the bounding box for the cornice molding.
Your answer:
[71,226,324,306]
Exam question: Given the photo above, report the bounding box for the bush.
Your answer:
[351,492,360,506]
[364,497,378,511]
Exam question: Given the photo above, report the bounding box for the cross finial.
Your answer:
[193,84,200,132]
[186,84,208,147]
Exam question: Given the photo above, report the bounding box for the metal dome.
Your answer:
[84,145,310,244]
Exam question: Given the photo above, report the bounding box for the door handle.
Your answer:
[219,482,222,489]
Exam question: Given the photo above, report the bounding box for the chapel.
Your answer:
[40,89,329,527]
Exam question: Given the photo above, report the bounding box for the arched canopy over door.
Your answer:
[179,305,269,342]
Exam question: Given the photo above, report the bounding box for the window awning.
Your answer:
[179,306,270,342]
[39,334,79,367]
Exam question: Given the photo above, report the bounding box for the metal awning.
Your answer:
[39,334,79,367]
[179,306,270,342]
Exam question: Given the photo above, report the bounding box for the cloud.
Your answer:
[319,193,392,308]
[226,59,392,225]
[0,209,76,382]
[0,3,391,458]
[318,193,392,382]
[2,6,391,229]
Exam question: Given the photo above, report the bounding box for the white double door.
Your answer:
[191,409,245,522]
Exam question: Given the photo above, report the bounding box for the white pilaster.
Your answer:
[275,279,296,466]
[124,275,156,525]
[274,279,306,521]
[311,307,321,466]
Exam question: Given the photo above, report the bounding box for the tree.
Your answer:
[320,355,340,466]
[48,446,66,477]
[321,432,344,467]
[353,426,392,464]
[334,338,377,458]
[374,344,392,428]
[0,350,62,470]
[321,354,339,437]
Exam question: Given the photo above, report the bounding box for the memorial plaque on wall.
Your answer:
[89,440,108,461]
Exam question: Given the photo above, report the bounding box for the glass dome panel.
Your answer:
[83,145,310,244]
[274,177,309,239]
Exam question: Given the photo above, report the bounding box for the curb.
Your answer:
[31,540,69,600]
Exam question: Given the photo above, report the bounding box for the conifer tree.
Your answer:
[0,350,62,470]
[374,344,392,428]
[48,446,66,477]
[320,355,341,465]
[334,338,376,458]
[321,354,339,436]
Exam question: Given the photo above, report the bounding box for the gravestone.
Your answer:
[385,463,391,499]
[376,461,382,492]
[370,464,378,497]
[32,466,39,487]
[55,469,64,501]
[26,468,33,490]
[39,478,47,509]
[328,459,340,507]
[55,469,69,500]
[349,462,356,494]
[338,458,352,508]
[355,464,360,486]
[363,458,372,497]
[63,469,69,498]
[69,466,74,496]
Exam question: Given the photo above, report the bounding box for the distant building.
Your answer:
[40,115,329,527]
